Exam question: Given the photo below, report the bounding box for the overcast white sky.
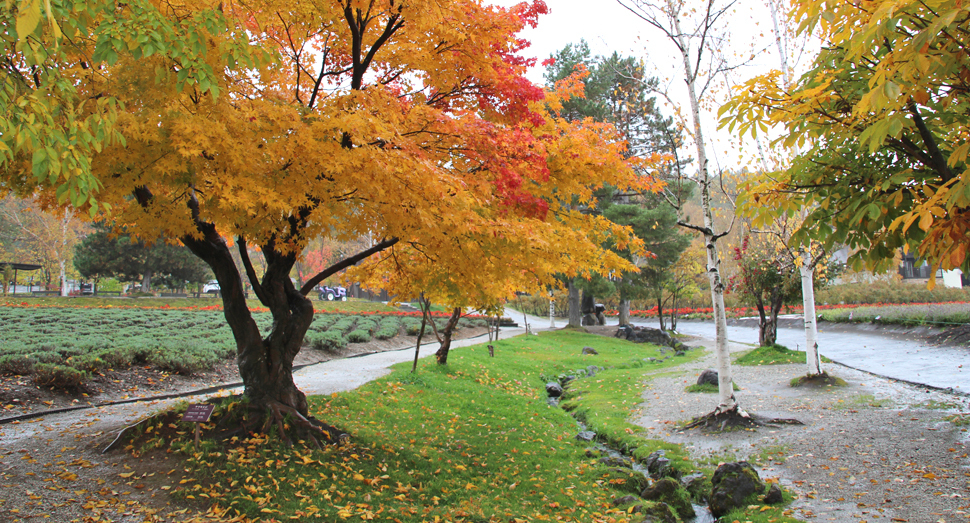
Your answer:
[502,0,652,84]
[487,0,810,171]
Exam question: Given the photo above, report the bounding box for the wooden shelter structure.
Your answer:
[0,262,42,295]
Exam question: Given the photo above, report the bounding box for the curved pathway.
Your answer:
[628,316,970,393]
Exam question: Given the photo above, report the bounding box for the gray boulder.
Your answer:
[605,467,650,495]
[709,461,765,518]
[680,472,708,501]
[581,346,599,355]
[598,455,632,468]
[615,325,689,352]
[636,502,677,523]
[611,495,639,507]
[641,477,695,519]
[545,382,563,397]
[575,431,596,442]
[697,369,718,386]
[764,483,784,504]
[644,450,672,478]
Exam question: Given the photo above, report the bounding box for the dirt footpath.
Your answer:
[631,331,970,523]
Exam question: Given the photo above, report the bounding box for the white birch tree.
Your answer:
[618,0,744,417]
[763,0,824,376]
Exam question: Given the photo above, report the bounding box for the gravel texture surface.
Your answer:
[630,330,970,523]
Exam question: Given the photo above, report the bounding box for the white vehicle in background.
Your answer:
[203,280,220,294]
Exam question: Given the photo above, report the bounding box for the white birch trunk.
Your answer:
[59,260,68,296]
[800,252,822,375]
[59,208,72,297]
[549,295,556,329]
[768,0,822,375]
[668,0,737,412]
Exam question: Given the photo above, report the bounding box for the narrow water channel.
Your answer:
[591,440,715,522]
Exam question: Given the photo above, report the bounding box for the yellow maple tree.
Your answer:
[3,0,655,443]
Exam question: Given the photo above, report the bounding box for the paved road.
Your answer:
[626,315,970,394]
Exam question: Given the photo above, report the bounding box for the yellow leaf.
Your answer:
[119,472,135,478]
[16,0,41,39]
[918,211,934,232]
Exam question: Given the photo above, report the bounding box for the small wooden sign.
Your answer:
[183,404,215,449]
[182,404,215,423]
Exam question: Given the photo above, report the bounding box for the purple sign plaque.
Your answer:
[182,404,215,423]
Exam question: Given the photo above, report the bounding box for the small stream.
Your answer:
[594,443,715,523]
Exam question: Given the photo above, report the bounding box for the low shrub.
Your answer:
[67,353,109,373]
[311,315,337,331]
[33,349,63,364]
[306,330,346,353]
[403,318,424,336]
[146,341,229,375]
[33,363,87,389]
[346,329,371,343]
[0,354,36,375]
[374,325,400,340]
[816,281,970,305]
[356,319,378,334]
[735,344,833,366]
[685,382,739,392]
[331,316,357,333]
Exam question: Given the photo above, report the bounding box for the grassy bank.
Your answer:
[127,331,801,523]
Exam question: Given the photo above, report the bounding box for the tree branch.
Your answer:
[300,237,399,295]
[238,236,270,305]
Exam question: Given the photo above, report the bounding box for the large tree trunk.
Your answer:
[434,307,463,365]
[580,289,596,326]
[618,299,631,326]
[142,270,153,293]
[800,255,822,375]
[181,230,312,417]
[756,301,775,347]
[657,295,666,331]
[568,279,582,327]
[669,302,677,331]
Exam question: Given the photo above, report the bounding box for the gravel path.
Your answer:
[632,333,970,523]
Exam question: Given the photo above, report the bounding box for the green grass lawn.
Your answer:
[128,331,802,523]
[735,344,833,366]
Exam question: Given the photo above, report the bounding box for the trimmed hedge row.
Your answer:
[0,307,483,389]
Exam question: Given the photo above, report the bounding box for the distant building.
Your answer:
[898,252,965,288]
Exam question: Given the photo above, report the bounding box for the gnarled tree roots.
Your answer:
[104,395,349,454]
[210,396,349,449]
[682,406,803,432]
